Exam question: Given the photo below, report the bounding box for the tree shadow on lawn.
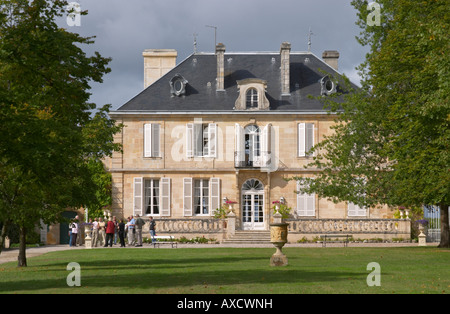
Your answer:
[0,254,364,293]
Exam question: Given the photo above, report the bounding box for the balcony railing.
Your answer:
[234,151,271,169]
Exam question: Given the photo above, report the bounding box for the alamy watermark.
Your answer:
[366,262,381,286]
[67,262,81,287]
[66,2,81,27]
[367,2,381,26]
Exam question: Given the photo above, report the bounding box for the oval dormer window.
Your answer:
[170,74,188,97]
[320,75,337,96]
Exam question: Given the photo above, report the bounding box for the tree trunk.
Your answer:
[0,221,10,255]
[18,225,27,267]
[438,203,449,248]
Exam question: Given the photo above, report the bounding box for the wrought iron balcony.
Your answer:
[234,151,271,169]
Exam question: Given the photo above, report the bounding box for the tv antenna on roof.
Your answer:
[193,32,198,54]
[308,27,315,52]
[205,25,217,50]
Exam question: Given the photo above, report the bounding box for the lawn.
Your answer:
[0,247,448,294]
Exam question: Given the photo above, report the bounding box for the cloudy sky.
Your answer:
[63,0,369,110]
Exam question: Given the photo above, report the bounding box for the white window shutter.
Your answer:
[305,193,315,216]
[298,123,306,157]
[306,123,314,155]
[144,124,152,157]
[133,177,143,216]
[186,123,193,158]
[297,181,305,216]
[208,123,217,158]
[183,177,193,216]
[297,180,315,216]
[348,202,367,217]
[357,204,367,216]
[209,178,220,215]
[160,178,171,216]
[193,123,203,157]
[235,123,245,163]
[152,124,160,157]
[348,202,357,217]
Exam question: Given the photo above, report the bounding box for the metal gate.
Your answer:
[424,205,440,242]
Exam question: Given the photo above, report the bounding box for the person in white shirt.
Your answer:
[71,220,78,247]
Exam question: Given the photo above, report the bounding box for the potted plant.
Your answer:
[272,201,291,220]
[213,205,228,229]
[416,219,428,233]
[225,200,237,212]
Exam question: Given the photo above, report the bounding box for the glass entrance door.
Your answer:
[242,179,265,230]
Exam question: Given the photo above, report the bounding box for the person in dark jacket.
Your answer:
[118,219,126,247]
[148,216,156,245]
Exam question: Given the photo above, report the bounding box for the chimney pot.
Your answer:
[280,42,291,96]
[142,49,177,89]
[216,43,226,91]
[322,50,340,71]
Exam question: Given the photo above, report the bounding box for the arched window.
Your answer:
[246,88,258,108]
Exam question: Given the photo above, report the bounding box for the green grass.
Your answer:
[0,247,448,294]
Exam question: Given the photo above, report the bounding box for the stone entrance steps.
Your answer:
[222,230,271,244]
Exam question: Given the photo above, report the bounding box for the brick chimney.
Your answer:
[143,49,177,89]
[280,42,291,96]
[215,43,226,91]
[322,50,340,71]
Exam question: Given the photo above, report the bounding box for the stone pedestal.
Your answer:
[84,226,92,249]
[270,213,288,267]
[418,232,427,246]
[418,225,427,247]
[227,211,236,238]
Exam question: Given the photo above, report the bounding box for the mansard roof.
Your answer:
[115,51,356,113]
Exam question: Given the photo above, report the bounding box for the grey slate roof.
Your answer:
[116,51,354,113]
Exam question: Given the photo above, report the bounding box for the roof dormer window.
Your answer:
[320,75,337,96]
[235,79,270,111]
[170,74,188,97]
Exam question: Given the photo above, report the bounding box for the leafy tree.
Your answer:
[0,0,122,265]
[291,0,449,247]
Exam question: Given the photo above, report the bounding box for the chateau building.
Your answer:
[107,42,410,243]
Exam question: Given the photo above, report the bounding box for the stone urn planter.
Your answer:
[269,213,288,266]
[417,220,428,247]
[84,224,93,249]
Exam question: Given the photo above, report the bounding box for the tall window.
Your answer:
[246,88,258,108]
[194,179,209,215]
[186,123,217,158]
[298,123,314,157]
[134,177,170,217]
[144,179,159,215]
[144,124,160,158]
[297,180,316,217]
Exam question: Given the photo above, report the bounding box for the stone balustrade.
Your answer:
[286,218,410,236]
[155,218,226,234]
[149,217,410,242]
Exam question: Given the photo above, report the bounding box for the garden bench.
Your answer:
[151,235,177,248]
[319,234,350,247]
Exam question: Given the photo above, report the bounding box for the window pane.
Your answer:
[194,180,201,214]
[153,180,159,214]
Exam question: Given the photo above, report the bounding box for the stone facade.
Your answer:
[106,43,411,243]
[107,113,409,242]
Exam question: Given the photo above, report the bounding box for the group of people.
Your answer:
[69,215,157,247]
